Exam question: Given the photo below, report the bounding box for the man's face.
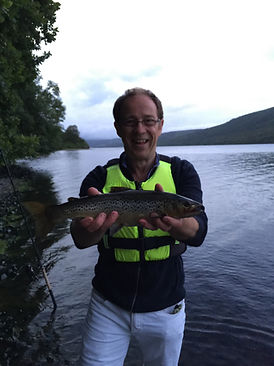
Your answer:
[114,94,163,162]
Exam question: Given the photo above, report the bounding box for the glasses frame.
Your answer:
[118,118,161,128]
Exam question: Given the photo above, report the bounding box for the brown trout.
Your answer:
[23,189,204,239]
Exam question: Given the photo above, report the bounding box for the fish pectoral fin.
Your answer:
[109,223,123,236]
[150,213,162,219]
[109,186,133,193]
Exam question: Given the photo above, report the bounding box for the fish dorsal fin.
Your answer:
[109,186,133,193]
[68,197,78,202]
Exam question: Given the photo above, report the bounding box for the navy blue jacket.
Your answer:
[80,153,208,312]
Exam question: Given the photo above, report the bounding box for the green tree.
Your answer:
[18,79,66,154]
[63,125,90,149]
[0,0,62,161]
[64,125,80,140]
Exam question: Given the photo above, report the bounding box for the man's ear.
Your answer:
[114,121,122,137]
[160,118,164,128]
[158,118,164,134]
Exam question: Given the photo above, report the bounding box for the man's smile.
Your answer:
[133,138,149,145]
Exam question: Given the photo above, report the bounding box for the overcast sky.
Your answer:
[39,0,274,139]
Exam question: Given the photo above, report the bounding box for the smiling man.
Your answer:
[114,92,163,180]
[71,88,208,366]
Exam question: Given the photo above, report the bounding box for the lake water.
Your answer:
[18,144,274,365]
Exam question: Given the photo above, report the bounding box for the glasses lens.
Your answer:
[144,118,158,126]
[122,118,159,127]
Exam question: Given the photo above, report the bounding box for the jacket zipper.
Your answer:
[130,181,144,313]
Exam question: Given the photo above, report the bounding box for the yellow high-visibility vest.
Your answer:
[102,160,182,262]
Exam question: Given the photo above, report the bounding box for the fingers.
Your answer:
[78,187,119,234]
[139,215,172,231]
[141,216,198,241]
[100,211,119,232]
[87,187,101,196]
[150,215,172,232]
[68,187,100,202]
[139,214,180,232]
[154,183,164,192]
[139,184,164,229]
[80,211,119,233]
[138,218,158,231]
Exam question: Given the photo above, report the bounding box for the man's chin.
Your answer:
[131,149,155,161]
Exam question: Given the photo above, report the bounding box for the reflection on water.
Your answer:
[22,149,124,202]
[2,145,274,365]
[0,165,70,365]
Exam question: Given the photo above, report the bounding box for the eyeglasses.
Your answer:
[119,118,161,128]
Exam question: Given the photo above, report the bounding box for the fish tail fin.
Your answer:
[23,201,54,239]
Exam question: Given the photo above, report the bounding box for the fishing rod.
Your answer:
[0,148,57,311]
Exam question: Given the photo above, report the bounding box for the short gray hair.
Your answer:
[113,87,163,121]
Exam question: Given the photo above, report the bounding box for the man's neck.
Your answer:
[126,154,157,182]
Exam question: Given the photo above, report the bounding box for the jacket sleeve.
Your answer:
[171,156,208,246]
[79,165,107,197]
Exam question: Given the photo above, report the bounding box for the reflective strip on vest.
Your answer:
[114,248,140,262]
[103,160,177,262]
[144,245,170,261]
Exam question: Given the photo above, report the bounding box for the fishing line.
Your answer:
[0,148,57,311]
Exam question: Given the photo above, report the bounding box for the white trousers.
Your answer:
[79,289,185,366]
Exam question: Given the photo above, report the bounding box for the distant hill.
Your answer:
[87,138,122,148]
[158,106,274,146]
[86,106,274,147]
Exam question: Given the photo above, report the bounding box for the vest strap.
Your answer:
[107,236,175,250]
[102,237,186,261]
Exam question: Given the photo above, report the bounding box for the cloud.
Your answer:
[66,77,115,108]
[60,67,166,138]
[119,66,162,83]
[39,0,274,139]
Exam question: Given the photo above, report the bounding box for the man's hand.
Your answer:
[70,187,119,249]
[80,187,119,233]
[139,184,199,241]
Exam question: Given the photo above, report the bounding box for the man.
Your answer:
[71,88,208,366]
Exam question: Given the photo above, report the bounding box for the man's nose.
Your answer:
[134,121,147,132]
